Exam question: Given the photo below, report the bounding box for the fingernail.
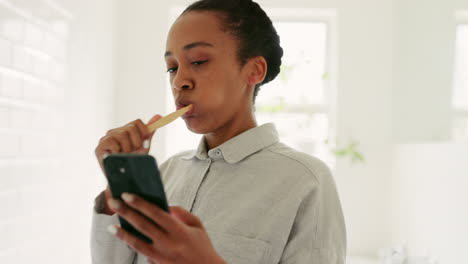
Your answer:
[122,192,134,203]
[108,199,121,210]
[107,224,118,235]
[143,140,150,149]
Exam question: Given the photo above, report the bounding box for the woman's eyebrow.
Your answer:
[164,41,214,57]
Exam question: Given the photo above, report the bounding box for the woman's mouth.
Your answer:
[177,104,195,117]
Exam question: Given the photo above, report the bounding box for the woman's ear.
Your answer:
[246,56,268,86]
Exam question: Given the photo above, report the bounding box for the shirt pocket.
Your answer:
[206,230,272,264]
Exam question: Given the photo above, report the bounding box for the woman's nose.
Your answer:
[172,70,193,91]
[173,82,193,91]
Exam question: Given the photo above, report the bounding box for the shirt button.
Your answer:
[215,150,221,156]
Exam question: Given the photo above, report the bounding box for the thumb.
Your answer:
[147,114,162,126]
[134,114,162,154]
[170,206,203,228]
[145,114,162,141]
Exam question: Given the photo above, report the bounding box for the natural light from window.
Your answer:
[256,22,333,166]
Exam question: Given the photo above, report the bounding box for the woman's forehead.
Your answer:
[165,11,229,53]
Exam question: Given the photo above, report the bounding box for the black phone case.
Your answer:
[103,153,169,243]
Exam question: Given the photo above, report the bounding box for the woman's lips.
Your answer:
[177,104,195,117]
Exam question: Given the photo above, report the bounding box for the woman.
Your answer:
[91,0,346,263]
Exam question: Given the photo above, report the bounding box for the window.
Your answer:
[452,23,468,140]
[164,8,337,168]
[256,20,335,167]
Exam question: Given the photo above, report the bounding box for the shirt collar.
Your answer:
[180,123,279,164]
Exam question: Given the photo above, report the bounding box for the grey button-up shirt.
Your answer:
[91,123,346,264]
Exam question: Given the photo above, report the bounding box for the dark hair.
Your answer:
[181,0,283,101]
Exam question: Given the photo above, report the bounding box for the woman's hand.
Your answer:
[95,115,162,172]
[94,115,161,215]
[107,194,226,264]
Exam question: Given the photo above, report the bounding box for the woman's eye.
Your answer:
[166,60,207,73]
[166,67,178,73]
[191,60,208,66]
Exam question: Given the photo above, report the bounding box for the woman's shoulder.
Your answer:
[262,142,332,184]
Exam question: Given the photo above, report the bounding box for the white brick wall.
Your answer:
[0,0,117,262]
[1,74,22,98]
[0,0,71,262]
[0,37,12,65]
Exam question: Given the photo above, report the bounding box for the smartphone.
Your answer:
[103,153,169,243]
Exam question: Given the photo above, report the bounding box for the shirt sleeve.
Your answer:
[279,168,347,264]
[90,190,137,264]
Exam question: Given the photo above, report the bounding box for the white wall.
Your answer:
[392,143,468,263]
[0,0,115,263]
[392,0,468,143]
[390,1,468,263]
[114,0,174,162]
[64,0,115,263]
[329,0,394,256]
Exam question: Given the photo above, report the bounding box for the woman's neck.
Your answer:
[204,112,257,150]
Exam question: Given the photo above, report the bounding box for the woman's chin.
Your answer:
[183,118,208,134]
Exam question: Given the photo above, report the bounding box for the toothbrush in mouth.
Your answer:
[147,104,193,133]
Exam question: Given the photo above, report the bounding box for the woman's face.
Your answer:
[165,11,254,134]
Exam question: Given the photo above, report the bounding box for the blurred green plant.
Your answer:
[322,72,330,81]
[325,140,365,164]
[258,103,286,113]
[257,97,287,113]
[279,64,295,82]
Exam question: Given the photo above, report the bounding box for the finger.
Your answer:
[126,124,143,149]
[108,224,167,262]
[145,115,163,142]
[132,118,157,152]
[107,198,172,246]
[132,119,151,140]
[132,114,163,141]
[147,114,163,126]
[170,206,203,228]
[113,130,132,152]
[98,137,121,154]
[102,128,118,140]
[121,193,184,236]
